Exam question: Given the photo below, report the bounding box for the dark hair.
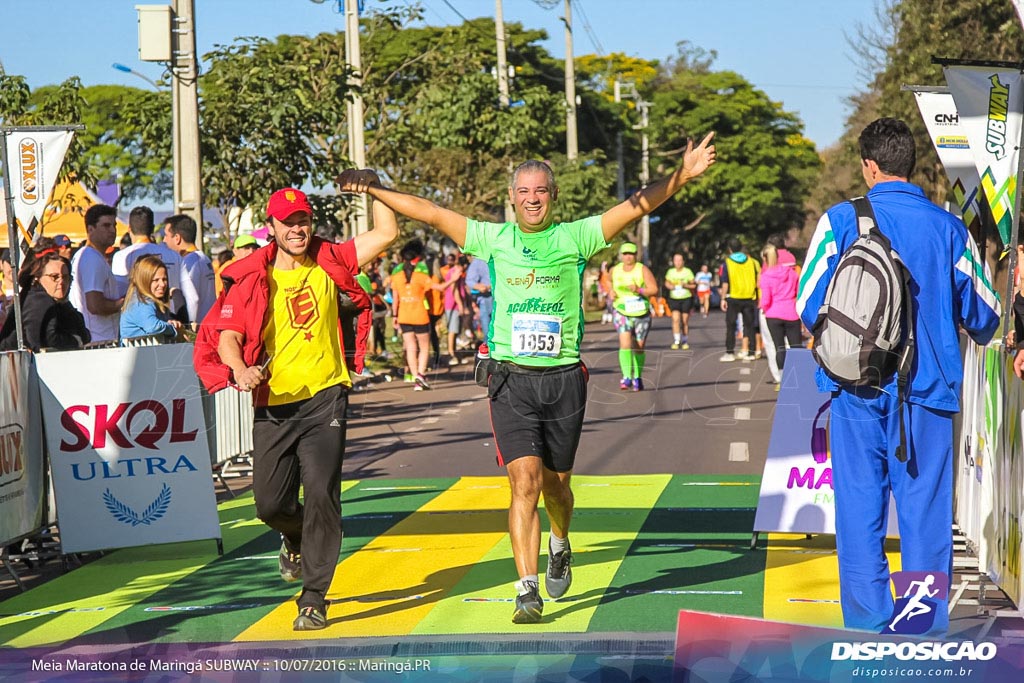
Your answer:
[85,204,117,229]
[120,232,133,248]
[400,239,424,262]
[511,160,556,190]
[767,233,786,249]
[859,118,916,178]
[128,205,154,236]
[165,214,198,244]
[216,250,233,266]
[18,246,69,298]
[726,237,742,253]
[458,255,469,267]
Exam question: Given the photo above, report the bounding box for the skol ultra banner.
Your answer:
[943,65,1024,246]
[912,90,983,234]
[35,344,221,554]
[1,128,74,246]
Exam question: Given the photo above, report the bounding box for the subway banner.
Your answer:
[1,127,74,247]
[35,345,221,554]
[752,349,899,537]
[943,65,1024,247]
[912,90,983,234]
[0,352,46,545]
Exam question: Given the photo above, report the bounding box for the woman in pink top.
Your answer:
[758,244,801,382]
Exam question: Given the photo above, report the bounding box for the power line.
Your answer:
[572,0,605,55]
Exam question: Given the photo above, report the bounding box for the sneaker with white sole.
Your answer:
[512,580,543,624]
[415,374,431,390]
[545,542,573,598]
[719,353,736,362]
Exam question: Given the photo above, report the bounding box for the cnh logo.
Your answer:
[60,400,198,452]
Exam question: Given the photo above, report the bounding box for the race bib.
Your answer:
[623,296,648,315]
[671,285,687,299]
[511,314,562,357]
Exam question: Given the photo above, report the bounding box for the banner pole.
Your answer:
[0,131,25,350]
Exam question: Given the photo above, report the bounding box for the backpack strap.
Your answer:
[849,196,916,462]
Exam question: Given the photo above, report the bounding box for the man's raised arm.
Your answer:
[601,132,716,242]
[352,197,400,267]
[337,170,469,247]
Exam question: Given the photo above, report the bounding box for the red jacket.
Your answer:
[192,237,370,401]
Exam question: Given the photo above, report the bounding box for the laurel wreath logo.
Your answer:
[103,484,172,527]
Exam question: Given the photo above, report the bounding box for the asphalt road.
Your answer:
[344,311,779,481]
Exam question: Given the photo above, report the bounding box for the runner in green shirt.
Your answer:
[664,252,696,349]
[336,132,716,624]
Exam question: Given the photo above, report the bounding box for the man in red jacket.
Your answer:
[205,186,397,631]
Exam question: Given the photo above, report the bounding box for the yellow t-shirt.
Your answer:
[262,261,350,405]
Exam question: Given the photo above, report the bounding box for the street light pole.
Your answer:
[345,0,368,237]
[171,0,204,247]
[563,0,578,161]
[112,63,160,90]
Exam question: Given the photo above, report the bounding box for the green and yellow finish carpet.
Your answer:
[0,475,899,648]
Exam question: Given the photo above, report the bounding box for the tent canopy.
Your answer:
[0,180,128,249]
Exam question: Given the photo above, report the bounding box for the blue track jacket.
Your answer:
[796,181,1000,412]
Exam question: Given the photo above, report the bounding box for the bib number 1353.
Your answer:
[511,314,562,357]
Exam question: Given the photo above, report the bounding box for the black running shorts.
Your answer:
[667,297,694,313]
[487,362,588,472]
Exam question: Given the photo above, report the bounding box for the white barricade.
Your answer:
[957,341,1024,608]
[752,349,899,537]
[35,344,221,554]
[0,351,46,545]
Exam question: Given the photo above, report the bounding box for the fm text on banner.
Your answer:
[35,344,221,554]
[752,349,899,537]
[0,352,46,545]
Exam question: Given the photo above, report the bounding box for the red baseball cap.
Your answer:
[266,188,312,221]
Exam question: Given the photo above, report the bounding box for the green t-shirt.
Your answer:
[463,216,608,366]
[665,266,695,299]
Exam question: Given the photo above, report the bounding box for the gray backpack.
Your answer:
[811,196,915,460]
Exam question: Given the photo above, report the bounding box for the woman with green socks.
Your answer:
[608,242,658,391]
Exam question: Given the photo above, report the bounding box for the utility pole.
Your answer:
[563,0,578,161]
[345,0,368,237]
[171,0,204,247]
[495,0,515,222]
[614,79,651,259]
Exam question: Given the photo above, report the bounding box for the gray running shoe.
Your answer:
[293,603,327,631]
[512,580,543,624]
[545,541,573,598]
[278,539,301,583]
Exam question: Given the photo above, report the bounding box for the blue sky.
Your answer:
[0,0,882,149]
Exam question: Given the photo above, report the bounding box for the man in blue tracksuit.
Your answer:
[796,118,1000,635]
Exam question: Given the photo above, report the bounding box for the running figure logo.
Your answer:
[882,571,949,635]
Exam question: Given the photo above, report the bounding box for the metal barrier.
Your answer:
[202,386,255,497]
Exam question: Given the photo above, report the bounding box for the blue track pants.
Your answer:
[829,387,954,635]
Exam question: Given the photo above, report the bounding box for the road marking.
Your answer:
[734,407,751,420]
[440,409,459,415]
[738,382,752,392]
[624,589,742,596]
[728,442,750,462]
[740,368,751,376]
[422,417,439,425]
[458,401,473,407]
